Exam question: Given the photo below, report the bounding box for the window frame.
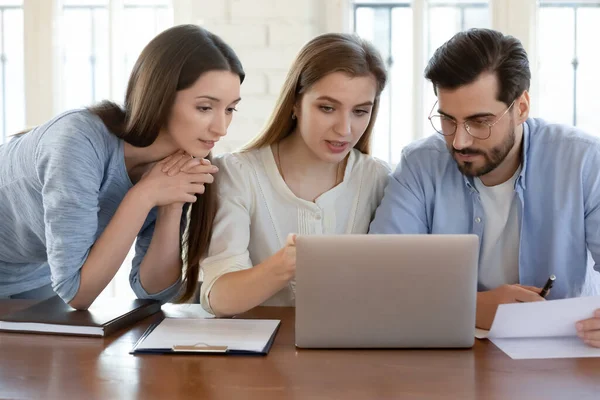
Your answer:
[351,0,600,163]
[0,2,23,143]
[538,1,600,127]
[353,0,492,164]
[60,0,172,111]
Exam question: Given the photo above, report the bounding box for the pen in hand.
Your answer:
[514,275,556,303]
[539,274,556,298]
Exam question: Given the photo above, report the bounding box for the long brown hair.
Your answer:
[89,25,245,302]
[243,33,386,153]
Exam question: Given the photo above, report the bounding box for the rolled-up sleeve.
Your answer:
[129,214,184,303]
[200,154,254,314]
[369,150,429,235]
[35,119,104,303]
[584,149,600,277]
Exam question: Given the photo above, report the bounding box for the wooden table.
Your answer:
[0,301,599,400]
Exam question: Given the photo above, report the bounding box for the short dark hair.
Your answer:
[424,28,530,106]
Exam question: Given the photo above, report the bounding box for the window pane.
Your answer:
[122,5,173,98]
[540,0,600,4]
[355,7,376,41]
[463,6,489,29]
[356,1,490,159]
[355,5,413,164]
[0,5,24,144]
[62,8,95,109]
[62,5,110,110]
[428,7,461,56]
[427,1,490,60]
[429,0,487,4]
[355,0,410,4]
[537,8,575,126]
[62,0,107,6]
[92,7,109,105]
[62,3,172,110]
[424,1,489,136]
[124,0,170,5]
[576,7,600,136]
[390,7,413,164]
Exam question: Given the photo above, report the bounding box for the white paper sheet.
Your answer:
[483,296,600,359]
[136,318,280,353]
[491,336,600,359]
[161,304,215,319]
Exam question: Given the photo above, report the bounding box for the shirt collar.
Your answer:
[517,120,531,191]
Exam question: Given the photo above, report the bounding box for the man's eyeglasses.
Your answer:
[428,100,516,140]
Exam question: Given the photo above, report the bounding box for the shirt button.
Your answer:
[475,217,482,223]
[315,214,322,220]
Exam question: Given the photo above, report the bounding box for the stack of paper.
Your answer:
[476,296,600,359]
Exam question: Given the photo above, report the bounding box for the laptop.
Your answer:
[295,234,479,349]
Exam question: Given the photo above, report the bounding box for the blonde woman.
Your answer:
[198,33,390,316]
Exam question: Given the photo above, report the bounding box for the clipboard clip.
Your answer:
[172,342,228,353]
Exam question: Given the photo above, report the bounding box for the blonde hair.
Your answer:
[243,33,387,154]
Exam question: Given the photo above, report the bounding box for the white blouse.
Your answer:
[200,145,390,313]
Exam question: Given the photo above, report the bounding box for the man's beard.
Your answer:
[450,127,516,177]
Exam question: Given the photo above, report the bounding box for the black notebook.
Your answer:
[0,296,161,337]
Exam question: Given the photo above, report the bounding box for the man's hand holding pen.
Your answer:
[476,284,545,330]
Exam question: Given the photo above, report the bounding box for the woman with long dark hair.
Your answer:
[0,25,244,309]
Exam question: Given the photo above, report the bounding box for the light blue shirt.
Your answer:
[0,110,182,302]
[369,118,600,299]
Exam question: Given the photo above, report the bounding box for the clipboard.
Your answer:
[130,317,281,355]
